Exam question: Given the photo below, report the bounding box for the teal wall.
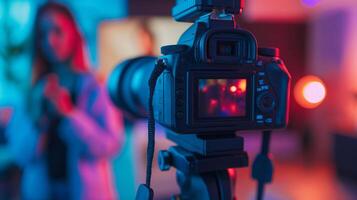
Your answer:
[0,0,136,198]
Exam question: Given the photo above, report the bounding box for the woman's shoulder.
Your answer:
[74,72,109,112]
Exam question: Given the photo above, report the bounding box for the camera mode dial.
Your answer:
[257,92,276,113]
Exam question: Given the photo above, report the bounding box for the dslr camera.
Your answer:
[108,0,291,199]
[108,0,291,134]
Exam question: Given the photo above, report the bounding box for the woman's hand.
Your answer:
[0,107,12,127]
[44,74,74,116]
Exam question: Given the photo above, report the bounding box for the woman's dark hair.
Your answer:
[33,2,88,83]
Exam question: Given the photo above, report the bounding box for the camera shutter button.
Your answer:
[258,47,280,57]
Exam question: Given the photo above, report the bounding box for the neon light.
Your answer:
[294,75,326,109]
[302,81,326,104]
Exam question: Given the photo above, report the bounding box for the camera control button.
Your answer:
[262,85,269,91]
[256,115,263,120]
[258,72,265,76]
[265,118,273,124]
[257,93,276,113]
[256,60,264,67]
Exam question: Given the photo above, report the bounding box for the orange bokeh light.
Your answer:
[238,79,247,92]
[294,75,326,109]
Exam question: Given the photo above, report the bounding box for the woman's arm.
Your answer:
[58,77,124,159]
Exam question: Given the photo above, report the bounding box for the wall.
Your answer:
[307,1,357,158]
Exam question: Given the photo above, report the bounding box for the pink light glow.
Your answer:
[294,75,326,109]
[302,81,326,104]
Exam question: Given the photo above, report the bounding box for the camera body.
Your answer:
[152,17,290,133]
[108,0,290,134]
[109,2,289,199]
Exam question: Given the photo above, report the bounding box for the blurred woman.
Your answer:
[9,2,123,200]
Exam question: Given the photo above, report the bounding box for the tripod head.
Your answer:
[172,0,244,22]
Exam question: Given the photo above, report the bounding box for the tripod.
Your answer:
[158,130,274,200]
[158,131,248,200]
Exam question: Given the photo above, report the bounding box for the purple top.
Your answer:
[7,73,124,200]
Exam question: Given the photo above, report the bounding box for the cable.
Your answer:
[261,131,271,155]
[252,130,273,200]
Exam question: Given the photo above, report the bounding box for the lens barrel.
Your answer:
[107,56,157,118]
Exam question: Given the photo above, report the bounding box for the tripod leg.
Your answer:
[215,170,233,200]
[175,171,214,200]
[175,170,233,200]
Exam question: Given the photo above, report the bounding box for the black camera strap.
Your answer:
[136,59,167,200]
[252,130,274,200]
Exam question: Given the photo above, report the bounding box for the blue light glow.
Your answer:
[9,1,32,27]
[0,1,4,22]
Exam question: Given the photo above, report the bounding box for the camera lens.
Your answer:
[257,93,276,113]
[107,56,157,118]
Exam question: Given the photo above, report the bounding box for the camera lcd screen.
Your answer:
[198,79,247,118]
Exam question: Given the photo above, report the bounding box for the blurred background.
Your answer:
[1,0,357,199]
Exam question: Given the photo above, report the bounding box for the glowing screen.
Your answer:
[198,79,247,118]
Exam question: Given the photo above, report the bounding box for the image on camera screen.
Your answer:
[198,79,247,118]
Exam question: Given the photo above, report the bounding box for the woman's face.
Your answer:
[38,11,77,64]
